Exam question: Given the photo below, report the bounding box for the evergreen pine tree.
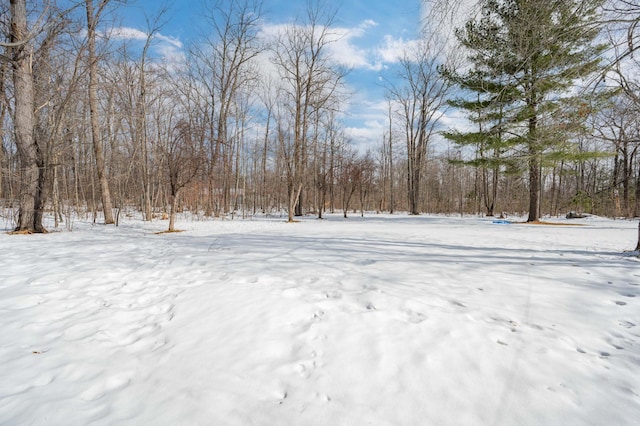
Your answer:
[444,0,606,221]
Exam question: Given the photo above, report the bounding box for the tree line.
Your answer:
[1,0,639,233]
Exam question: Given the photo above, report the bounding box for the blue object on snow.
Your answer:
[492,220,511,225]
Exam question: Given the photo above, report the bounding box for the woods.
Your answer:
[1,0,639,232]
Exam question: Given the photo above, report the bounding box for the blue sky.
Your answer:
[115,0,429,149]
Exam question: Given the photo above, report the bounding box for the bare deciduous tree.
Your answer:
[7,0,43,232]
[388,38,452,215]
[189,0,263,217]
[271,1,345,222]
[85,0,115,224]
[160,119,204,232]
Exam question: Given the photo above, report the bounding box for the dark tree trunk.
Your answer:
[408,166,420,215]
[295,190,303,216]
[634,166,640,218]
[10,0,44,233]
[527,156,541,222]
[527,107,541,224]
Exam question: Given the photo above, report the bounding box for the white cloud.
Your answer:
[260,20,392,71]
[156,34,183,49]
[343,98,392,151]
[106,26,147,41]
[345,125,384,151]
[105,26,185,65]
[375,35,420,64]
[327,20,380,70]
[438,108,474,134]
[346,120,385,138]
[256,22,282,40]
[155,43,186,66]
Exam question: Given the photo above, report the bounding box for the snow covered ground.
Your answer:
[1,213,639,425]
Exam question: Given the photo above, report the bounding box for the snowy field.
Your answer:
[1,213,639,425]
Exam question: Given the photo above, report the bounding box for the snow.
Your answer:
[1,213,639,425]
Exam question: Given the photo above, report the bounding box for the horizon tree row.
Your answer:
[0,0,638,233]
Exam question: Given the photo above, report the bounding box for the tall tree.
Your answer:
[388,38,452,215]
[190,0,263,216]
[594,92,639,217]
[6,0,44,232]
[0,59,6,201]
[130,7,171,221]
[85,0,115,224]
[600,1,640,252]
[451,0,606,222]
[271,1,345,222]
[160,117,204,232]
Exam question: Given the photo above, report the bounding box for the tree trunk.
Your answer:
[295,190,303,216]
[527,153,540,222]
[408,162,420,215]
[288,183,302,222]
[0,62,7,200]
[52,162,61,228]
[261,109,270,214]
[388,103,394,214]
[10,0,44,233]
[168,190,179,232]
[622,141,630,217]
[86,0,114,224]
[524,64,541,223]
[634,166,640,218]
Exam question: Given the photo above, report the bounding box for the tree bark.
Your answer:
[527,156,541,222]
[0,62,7,200]
[634,165,640,218]
[85,0,114,224]
[168,190,179,232]
[10,0,44,232]
[527,110,540,222]
[288,183,302,223]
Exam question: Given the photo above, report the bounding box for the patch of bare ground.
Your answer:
[7,229,49,235]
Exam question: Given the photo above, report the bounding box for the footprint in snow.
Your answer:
[147,302,174,317]
[277,391,288,405]
[404,309,427,324]
[294,360,317,379]
[619,320,635,328]
[614,301,627,306]
[324,290,341,299]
